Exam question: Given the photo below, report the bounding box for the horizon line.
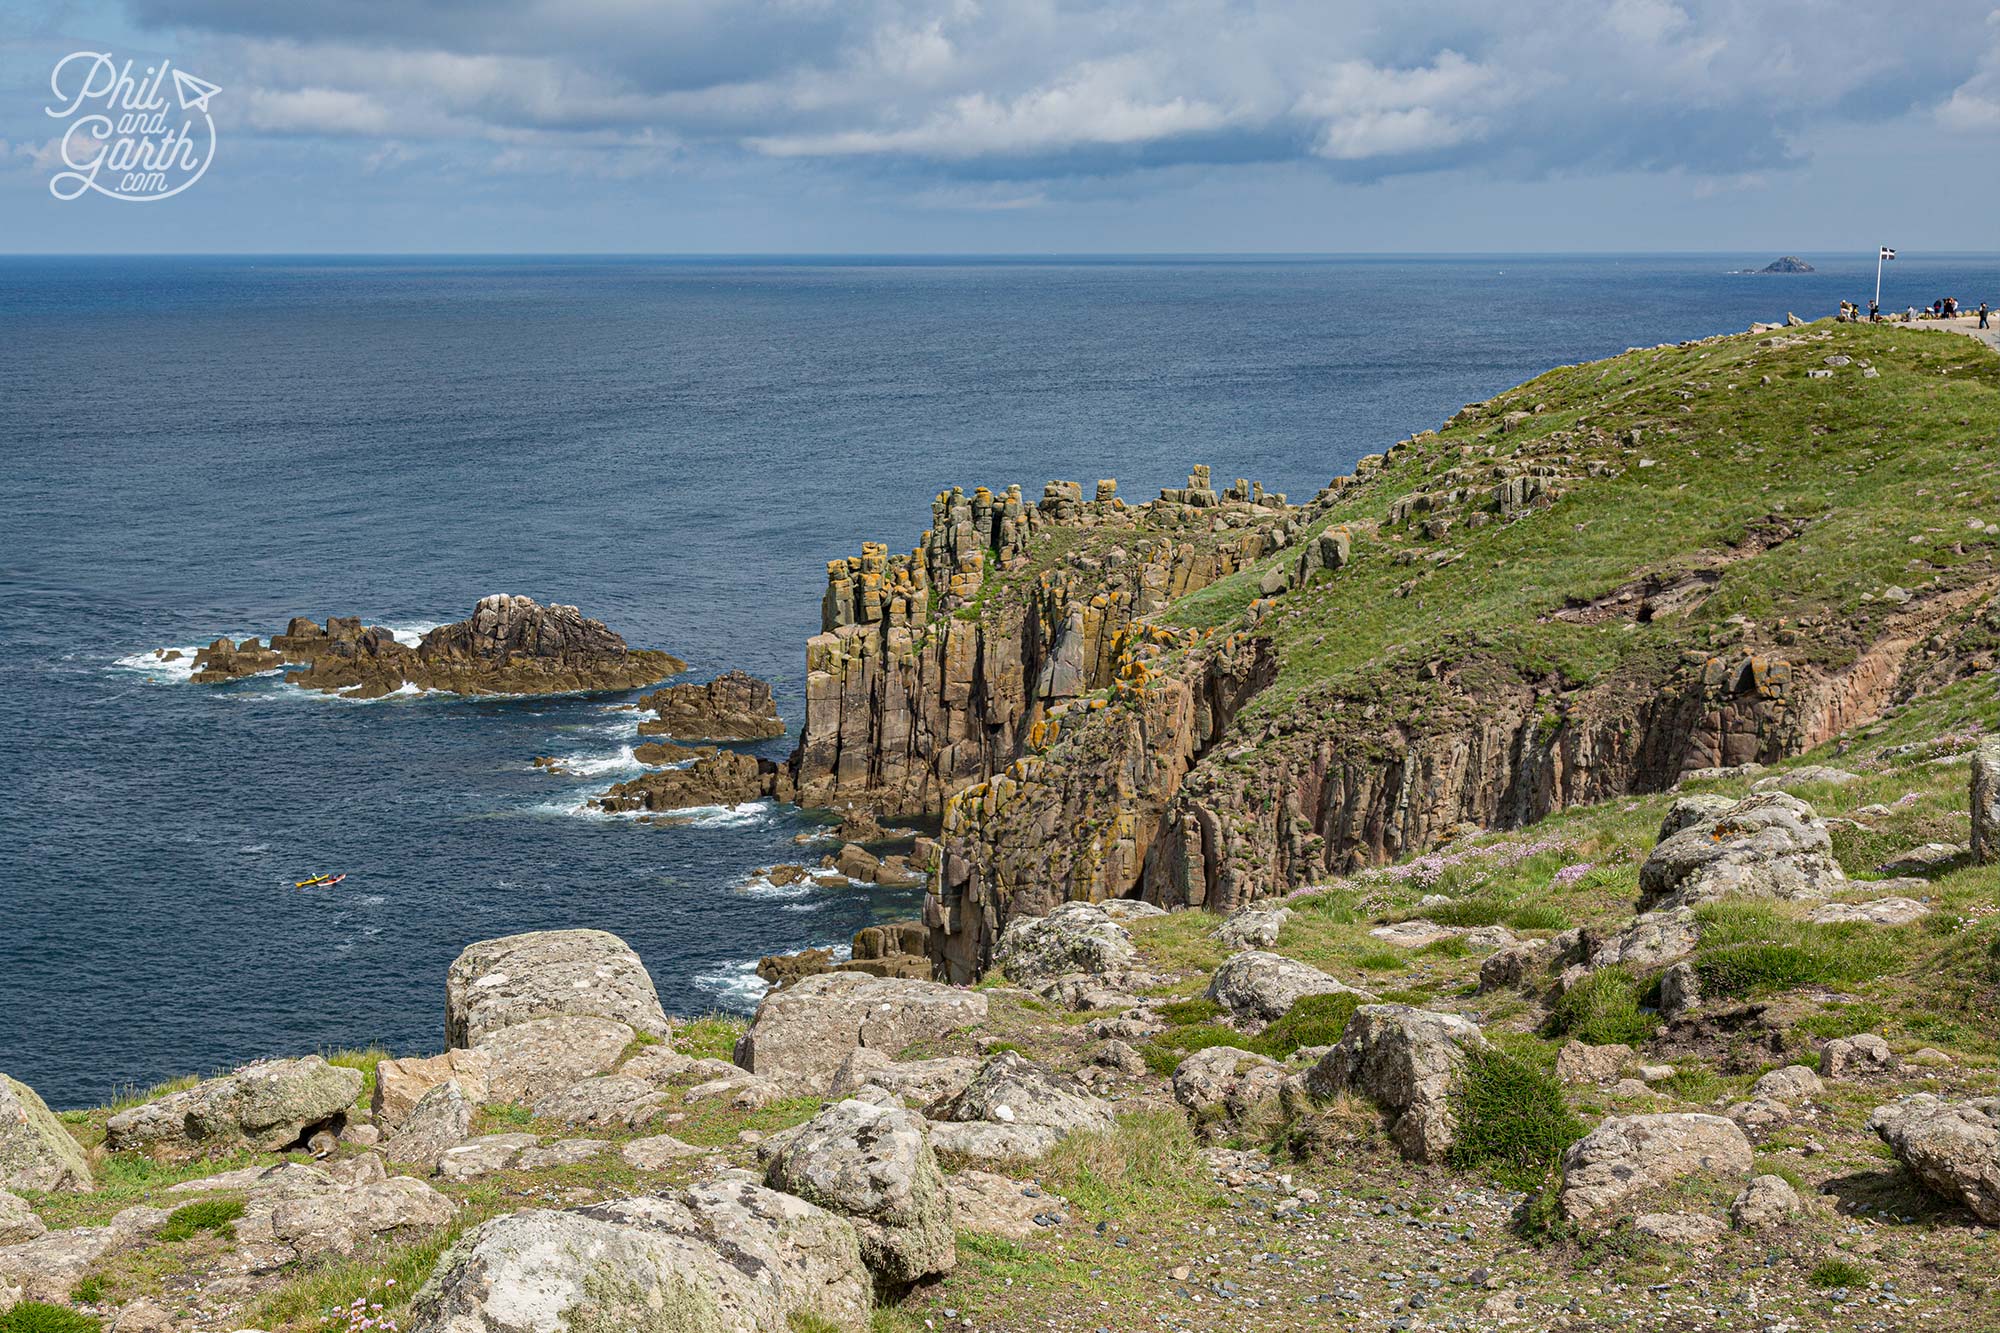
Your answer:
[4,248,1998,262]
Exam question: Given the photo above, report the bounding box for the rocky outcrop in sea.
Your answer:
[166,594,685,698]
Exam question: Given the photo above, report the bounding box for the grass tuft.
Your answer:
[1546,966,1657,1046]
[1448,1047,1586,1189]
[158,1197,245,1242]
[1808,1258,1870,1290]
[1692,903,1905,999]
[0,1304,103,1333]
[1039,1110,1223,1221]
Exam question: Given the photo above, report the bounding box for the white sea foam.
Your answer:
[238,843,270,855]
[681,801,774,829]
[385,621,442,648]
[693,959,770,1008]
[538,746,648,780]
[740,874,816,901]
[111,646,205,683]
[779,902,825,913]
[527,793,643,822]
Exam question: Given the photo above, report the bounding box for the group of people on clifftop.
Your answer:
[1839,296,1990,327]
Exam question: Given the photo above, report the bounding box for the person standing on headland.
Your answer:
[1869,298,1880,322]
[1981,302,1990,330]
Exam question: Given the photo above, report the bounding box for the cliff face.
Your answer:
[785,323,2000,980]
[786,471,1297,819]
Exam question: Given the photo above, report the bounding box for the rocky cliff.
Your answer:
[786,471,1300,818]
[780,323,2000,980]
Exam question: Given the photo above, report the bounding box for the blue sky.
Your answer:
[3,0,1999,253]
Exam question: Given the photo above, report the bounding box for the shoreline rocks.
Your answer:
[594,746,795,814]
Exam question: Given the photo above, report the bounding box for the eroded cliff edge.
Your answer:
[779,322,2000,980]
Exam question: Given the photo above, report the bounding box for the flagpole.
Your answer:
[1876,248,1884,311]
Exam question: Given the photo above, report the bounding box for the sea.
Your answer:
[4,252,1997,1108]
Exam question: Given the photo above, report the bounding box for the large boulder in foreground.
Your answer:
[1206,952,1376,1029]
[1639,792,1844,908]
[407,1175,871,1332]
[1302,1005,1488,1163]
[994,901,1141,985]
[735,972,988,1087]
[473,1016,636,1105]
[1,1074,91,1193]
[446,929,670,1048]
[1558,1113,1753,1224]
[103,1057,361,1160]
[1869,1095,2000,1223]
[765,1099,955,1287]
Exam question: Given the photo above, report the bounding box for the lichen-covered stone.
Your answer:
[735,972,988,1087]
[765,1099,955,1287]
[1170,1046,1288,1121]
[1639,792,1844,908]
[1207,952,1375,1029]
[445,929,669,1048]
[1558,1113,1753,1225]
[994,901,1139,985]
[1869,1095,2000,1223]
[473,1016,635,1105]
[103,1057,361,1161]
[1302,1006,1488,1163]
[0,1074,91,1193]
[406,1176,871,1332]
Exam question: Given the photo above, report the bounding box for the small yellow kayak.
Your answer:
[294,873,334,887]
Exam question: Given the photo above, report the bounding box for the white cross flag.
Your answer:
[1880,247,1896,260]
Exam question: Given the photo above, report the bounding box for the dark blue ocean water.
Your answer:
[5,252,1997,1108]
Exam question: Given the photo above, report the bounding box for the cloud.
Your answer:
[752,57,1233,158]
[1936,9,2000,131]
[93,0,2000,190]
[1295,51,1514,161]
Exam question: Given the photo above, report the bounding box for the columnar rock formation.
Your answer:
[788,473,1295,818]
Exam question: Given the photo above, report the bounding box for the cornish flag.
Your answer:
[1880,247,1897,260]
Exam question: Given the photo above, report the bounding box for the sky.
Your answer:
[2,0,1998,253]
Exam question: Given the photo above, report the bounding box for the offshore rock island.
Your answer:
[167,594,685,698]
[9,320,2000,1333]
